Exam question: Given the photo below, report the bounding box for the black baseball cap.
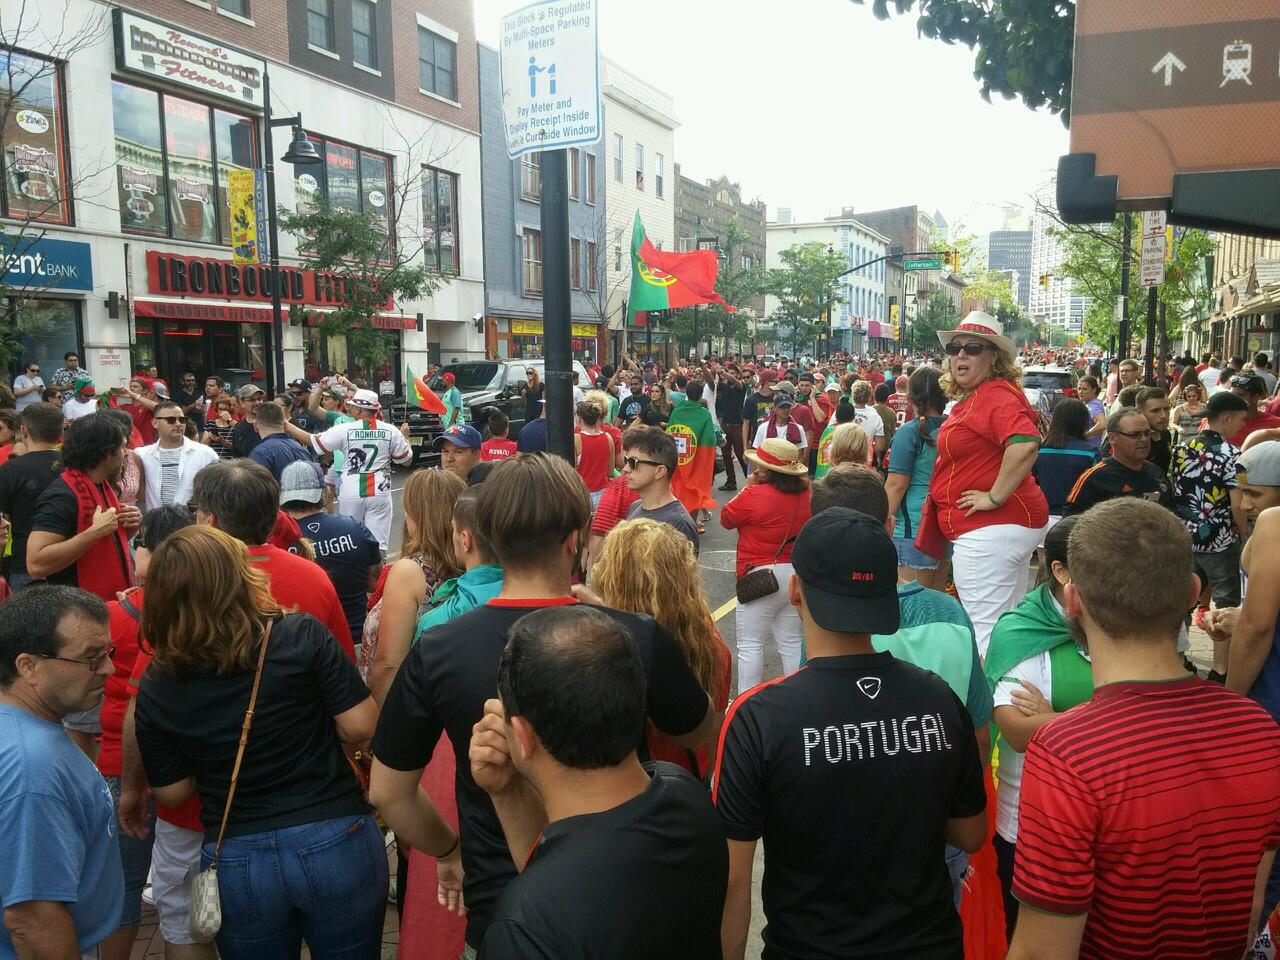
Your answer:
[791,508,900,634]
[1205,391,1249,418]
[288,378,312,392]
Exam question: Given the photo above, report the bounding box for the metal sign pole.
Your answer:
[540,148,574,461]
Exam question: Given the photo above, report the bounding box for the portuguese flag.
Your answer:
[665,399,718,514]
[356,472,379,497]
[814,422,838,479]
[628,212,736,321]
[407,367,447,414]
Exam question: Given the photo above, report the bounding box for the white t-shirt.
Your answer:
[312,417,412,500]
[992,649,1066,843]
[64,396,98,421]
[752,419,808,450]
[1199,366,1223,390]
[852,405,886,440]
[13,374,43,411]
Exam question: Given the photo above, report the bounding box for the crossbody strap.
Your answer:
[772,496,802,562]
[210,619,272,868]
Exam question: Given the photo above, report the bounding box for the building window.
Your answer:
[613,227,623,271]
[5,298,80,384]
[307,0,335,50]
[352,0,377,69]
[568,148,580,200]
[655,152,664,199]
[219,0,248,15]
[741,254,751,271]
[111,80,256,244]
[612,133,622,182]
[570,238,581,289]
[522,228,542,295]
[418,27,457,100]
[422,166,458,273]
[521,152,540,201]
[290,133,392,248]
[0,49,71,224]
[634,143,644,191]
[585,153,596,204]
[586,241,598,291]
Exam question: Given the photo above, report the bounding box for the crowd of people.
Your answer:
[3,314,1280,960]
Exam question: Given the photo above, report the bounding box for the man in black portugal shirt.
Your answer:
[714,508,987,960]
[470,605,727,958]
[370,454,717,953]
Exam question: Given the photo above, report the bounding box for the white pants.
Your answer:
[734,562,803,693]
[952,523,1046,659]
[338,494,392,551]
[151,819,212,945]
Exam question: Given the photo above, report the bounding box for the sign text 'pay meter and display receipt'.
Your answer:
[499,0,602,159]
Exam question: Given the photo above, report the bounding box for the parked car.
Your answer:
[1022,366,1077,432]
[389,358,591,466]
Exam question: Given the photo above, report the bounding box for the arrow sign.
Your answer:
[1151,51,1186,86]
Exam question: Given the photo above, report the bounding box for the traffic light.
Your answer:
[1039,274,1050,289]
[943,250,960,272]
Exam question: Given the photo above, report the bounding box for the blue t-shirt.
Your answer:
[1032,438,1099,515]
[517,417,549,453]
[0,705,123,958]
[293,511,382,638]
[249,433,317,482]
[886,416,944,540]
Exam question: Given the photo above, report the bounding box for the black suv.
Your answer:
[389,358,591,466]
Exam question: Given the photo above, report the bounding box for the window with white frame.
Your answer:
[418,27,457,100]
[655,152,664,198]
[612,133,622,182]
[522,228,542,294]
[307,0,334,50]
[634,143,644,191]
[352,0,377,68]
[521,152,540,201]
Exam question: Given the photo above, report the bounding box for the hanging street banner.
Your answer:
[499,0,602,158]
[229,169,257,265]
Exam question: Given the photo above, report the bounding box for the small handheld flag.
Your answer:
[407,367,447,415]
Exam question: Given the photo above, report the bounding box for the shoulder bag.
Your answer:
[734,497,801,605]
[189,619,272,939]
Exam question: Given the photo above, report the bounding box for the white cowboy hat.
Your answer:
[937,311,1016,361]
[745,437,809,476]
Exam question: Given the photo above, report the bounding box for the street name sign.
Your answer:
[499,0,602,159]
[902,257,942,271]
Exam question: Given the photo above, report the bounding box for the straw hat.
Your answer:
[745,437,808,476]
[936,311,1015,360]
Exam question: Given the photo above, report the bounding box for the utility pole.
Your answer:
[540,148,573,461]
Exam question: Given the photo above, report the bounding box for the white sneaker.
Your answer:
[141,884,155,906]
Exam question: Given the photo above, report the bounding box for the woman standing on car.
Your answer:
[521,368,544,424]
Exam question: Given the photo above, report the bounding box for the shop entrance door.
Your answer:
[158,321,209,388]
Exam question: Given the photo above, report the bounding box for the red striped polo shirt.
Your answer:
[1014,677,1280,958]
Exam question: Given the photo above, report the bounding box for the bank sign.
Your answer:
[113,9,265,109]
[0,235,93,292]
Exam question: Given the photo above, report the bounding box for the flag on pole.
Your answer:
[665,398,718,514]
[628,212,736,322]
[407,367,447,414]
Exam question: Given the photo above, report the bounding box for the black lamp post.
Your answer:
[262,67,322,394]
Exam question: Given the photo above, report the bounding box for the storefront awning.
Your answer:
[134,298,416,330]
[1230,287,1280,319]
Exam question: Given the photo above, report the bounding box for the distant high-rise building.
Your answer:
[989,230,1033,309]
[1031,182,1091,334]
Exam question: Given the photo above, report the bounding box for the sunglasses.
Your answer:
[623,456,663,470]
[1111,429,1151,441]
[154,416,184,424]
[945,342,991,357]
[27,368,39,374]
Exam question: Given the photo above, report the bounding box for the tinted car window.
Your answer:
[1023,372,1074,390]
[428,363,501,391]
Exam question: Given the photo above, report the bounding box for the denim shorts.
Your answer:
[104,774,156,928]
[893,535,943,571]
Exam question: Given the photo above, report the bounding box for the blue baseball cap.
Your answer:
[433,423,482,451]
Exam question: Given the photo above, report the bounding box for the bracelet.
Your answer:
[435,833,460,859]
[987,491,1004,507]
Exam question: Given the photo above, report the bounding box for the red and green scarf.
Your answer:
[62,467,133,600]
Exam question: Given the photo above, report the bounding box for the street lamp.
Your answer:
[262,67,322,394]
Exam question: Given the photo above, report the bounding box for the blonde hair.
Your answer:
[851,380,873,405]
[143,526,283,677]
[828,422,869,467]
[401,468,465,579]
[940,346,1023,400]
[592,519,724,701]
[583,389,613,422]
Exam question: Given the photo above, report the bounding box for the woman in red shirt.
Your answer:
[574,400,615,509]
[721,437,812,693]
[923,312,1048,657]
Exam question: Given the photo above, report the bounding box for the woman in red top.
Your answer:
[721,437,812,693]
[924,312,1048,657]
[574,400,615,509]
[581,517,731,778]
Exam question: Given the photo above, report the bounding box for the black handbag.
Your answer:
[734,499,800,604]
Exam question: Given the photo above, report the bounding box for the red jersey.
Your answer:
[931,378,1048,539]
[885,393,914,428]
[1230,411,1280,447]
[1015,678,1280,959]
[246,543,355,659]
[480,438,518,462]
[720,484,812,578]
[590,475,640,537]
[97,588,145,778]
[789,399,817,444]
[576,431,613,492]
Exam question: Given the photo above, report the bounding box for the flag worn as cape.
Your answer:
[629,212,736,320]
[665,399,718,514]
[982,583,1074,695]
[407,367,448,415]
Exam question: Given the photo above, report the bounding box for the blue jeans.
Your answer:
[945,844,968,909]
[201,813,388,960]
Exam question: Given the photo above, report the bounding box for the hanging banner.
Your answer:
[253,169,269,262]
[228,168,257,265]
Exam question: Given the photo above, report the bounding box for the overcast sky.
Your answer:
[473,0,1070,236]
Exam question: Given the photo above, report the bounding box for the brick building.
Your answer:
[1202,232,1280,361]
[0,0,485,396]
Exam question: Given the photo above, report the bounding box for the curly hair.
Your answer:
[851,380,873,405]
[400,468,465,579]
[939,346,1022,400]
[591,519,725,702]
[61,412,124,471]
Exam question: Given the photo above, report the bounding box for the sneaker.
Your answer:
[1206,669,1227,685]
[141,885,155,906]
[718,482,737,491]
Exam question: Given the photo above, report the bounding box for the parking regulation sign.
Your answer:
[499,0,602,159]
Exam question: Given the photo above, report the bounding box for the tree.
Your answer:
[905,289,959,353]
[762,243,848,357]
[932,224,1016,314]
[850,0,1076,118]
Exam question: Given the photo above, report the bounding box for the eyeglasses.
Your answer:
[1111,429,1151,441]
[623,456,663,470]
[34,644,115,671]
[945,342,990,357]
[154,416,183,424]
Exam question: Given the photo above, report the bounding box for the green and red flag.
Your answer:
[665,398,718,514]
[629,212,736,321]
[407,367,447,414]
